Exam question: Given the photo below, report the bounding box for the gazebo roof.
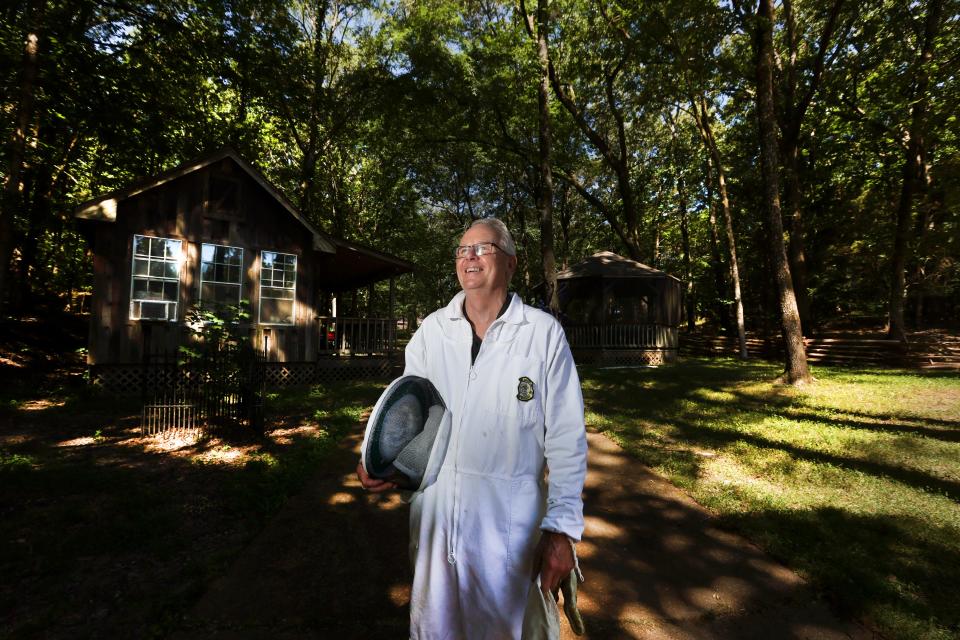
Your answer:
[557,251,681,282]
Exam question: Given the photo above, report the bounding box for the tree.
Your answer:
[887,0,945,341]
[776,0,849,335]
[752,0,811,384]
[690,94,749,358]
[520,0,559,313]
[1,0,43,313]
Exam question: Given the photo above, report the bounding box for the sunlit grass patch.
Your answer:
[581,358,960,640]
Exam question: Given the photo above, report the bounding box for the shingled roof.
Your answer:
[557,251,681,282]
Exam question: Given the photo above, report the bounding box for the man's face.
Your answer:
[456,225,517,293]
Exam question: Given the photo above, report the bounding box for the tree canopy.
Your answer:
[2,0,958,362]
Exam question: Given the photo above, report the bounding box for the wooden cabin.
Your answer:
[557,251,682,366]
[74,148,413,391]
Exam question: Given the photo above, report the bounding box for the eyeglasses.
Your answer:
[454,242,504,259]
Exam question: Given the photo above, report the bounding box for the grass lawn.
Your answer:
[580,358,960,640]
[0,378,384,639]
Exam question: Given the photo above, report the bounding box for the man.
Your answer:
[358,218,587,639]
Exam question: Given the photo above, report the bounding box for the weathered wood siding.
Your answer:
[86,157,319,365]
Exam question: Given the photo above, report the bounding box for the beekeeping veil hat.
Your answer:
[360,375,452,493]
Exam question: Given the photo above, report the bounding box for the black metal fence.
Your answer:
[140,345,266,437]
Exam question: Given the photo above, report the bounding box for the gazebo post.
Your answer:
[600,276,608,358]
[389,276,396,357]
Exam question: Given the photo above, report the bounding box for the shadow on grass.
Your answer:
[715,390,960,440]
[170,431,412,640]
[584,362,960,499]
[573,434,871,639]
[0,378,412,639]
[581,359,960,639]
[723,507,960,638]
[815,367,960,380]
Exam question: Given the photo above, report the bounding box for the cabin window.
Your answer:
[130,235,182,321]
[259,251,296,325]
[200,243,243,311]
[207,175,240,217]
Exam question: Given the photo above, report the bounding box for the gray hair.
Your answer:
[468,218,517,256]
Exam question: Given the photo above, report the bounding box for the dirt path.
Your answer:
[173,429,874,640]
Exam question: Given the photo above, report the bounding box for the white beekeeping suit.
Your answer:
[403,291,587,640]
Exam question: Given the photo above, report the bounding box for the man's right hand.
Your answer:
[356,462,397,493]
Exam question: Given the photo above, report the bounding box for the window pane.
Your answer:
[202,282,240,307]
[262,286,294,300]
[140,301,168,319]
[201,244,242,287]
[133,278,150,298]
[133,257,149,276]
[164,261,179,279]
[134,236,150,256]
[163,239,181,259]
[260,298,293,324]
[163,281,178,301]
[262,251,275,268]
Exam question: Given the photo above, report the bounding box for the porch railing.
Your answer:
[317,316,396,356]
[564,323,678,350]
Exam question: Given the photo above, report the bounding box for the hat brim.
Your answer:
[361,376,444,484]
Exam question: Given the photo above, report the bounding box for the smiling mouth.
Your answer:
[465,267,481,273]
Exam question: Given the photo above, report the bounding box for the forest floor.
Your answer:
[1,316,957,639]
[0,315,389,638]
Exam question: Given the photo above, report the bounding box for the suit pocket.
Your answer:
[508,477,542,573]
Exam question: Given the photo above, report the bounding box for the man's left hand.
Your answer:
[532,530,575,597]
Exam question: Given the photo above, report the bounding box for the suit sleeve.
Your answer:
[402,319,429,378]
[539,328,588,541]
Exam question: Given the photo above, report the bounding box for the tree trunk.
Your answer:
[0,3,43,315]
[782,145,813,334]
[888,0,943,342]
[912,185,939,328]
[18,160,53,312]
[777,0,845,338]
[755,0,810,383]
[912,205,930,328]
[526,0,559,313]
[548,55,644,262]
[704,156,731,332]
[677,176,695,331]
[558,183,570,270]
[652,214,661,267]
[693,95,747,358]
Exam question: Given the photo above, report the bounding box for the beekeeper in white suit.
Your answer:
[357,218,587,639]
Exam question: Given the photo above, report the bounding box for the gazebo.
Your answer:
[556,251,682,366]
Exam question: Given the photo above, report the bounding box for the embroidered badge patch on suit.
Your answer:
[517,376,535,402]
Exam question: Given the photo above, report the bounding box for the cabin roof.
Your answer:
[74,147,338,252]
[557,251,682,282]
[72,147,414,282]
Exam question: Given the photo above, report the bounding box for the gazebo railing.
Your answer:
[317,316,396,356]
[564,323,678,350]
